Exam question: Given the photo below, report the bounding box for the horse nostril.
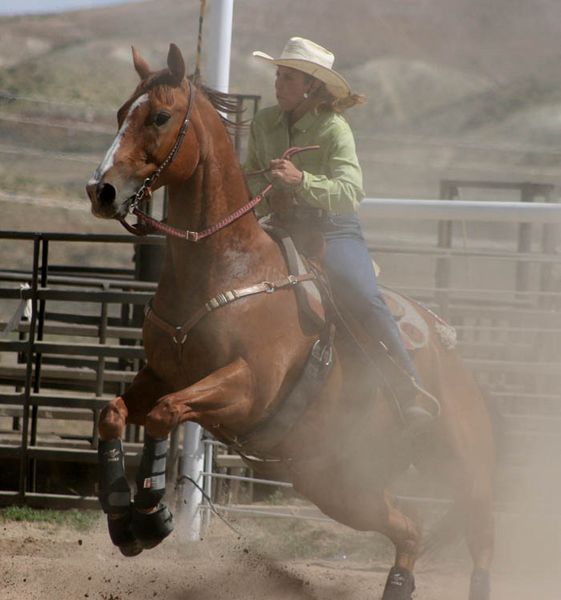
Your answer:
[97,182,117,205]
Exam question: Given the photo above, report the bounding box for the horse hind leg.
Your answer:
[325,488,420,600]
[466,493,494,600]
[379,493,420,600]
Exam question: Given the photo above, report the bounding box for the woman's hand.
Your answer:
[269,159,303,187]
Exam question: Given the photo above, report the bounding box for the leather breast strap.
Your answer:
[144,273,316,346]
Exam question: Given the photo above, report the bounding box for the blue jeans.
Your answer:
[320,213,419,381]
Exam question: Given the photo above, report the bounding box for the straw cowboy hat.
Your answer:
[253,37,351,99]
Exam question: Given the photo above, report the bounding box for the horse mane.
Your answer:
[193,77,248,134]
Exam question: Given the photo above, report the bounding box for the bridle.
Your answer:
[119,78,197,238]
[118,78,318,242]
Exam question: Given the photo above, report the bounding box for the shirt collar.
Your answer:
[273,106,320,133]
[291,110,318,132]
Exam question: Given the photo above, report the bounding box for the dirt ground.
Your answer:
[1,511,560,600]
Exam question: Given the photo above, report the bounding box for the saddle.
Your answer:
[260,216,431,352]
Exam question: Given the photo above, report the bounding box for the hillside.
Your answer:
[1,0,561,234]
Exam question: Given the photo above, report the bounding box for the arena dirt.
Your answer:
[1,512,560,600]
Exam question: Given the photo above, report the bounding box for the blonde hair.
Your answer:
[306,77,366,113]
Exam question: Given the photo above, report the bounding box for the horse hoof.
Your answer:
[469,568,490,600]
[106,512,143,557]
[381,566,415,600]
[131,504,174,549]
[118,540,144,557]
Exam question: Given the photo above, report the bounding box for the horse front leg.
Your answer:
[97,366,170,556]
[129,357,254,550]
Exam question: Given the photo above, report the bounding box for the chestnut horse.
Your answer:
[86,44,495,600]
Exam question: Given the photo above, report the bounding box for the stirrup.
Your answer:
[402,405,435,434]
[411,380,441,418]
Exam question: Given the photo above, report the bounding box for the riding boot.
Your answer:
[387,364,439,432]
[363,314,440,431]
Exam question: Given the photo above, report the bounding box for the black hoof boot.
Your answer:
[469,568,490,600]
[131,504,174,549]
[382,566,416,600]
[107,510,143,557]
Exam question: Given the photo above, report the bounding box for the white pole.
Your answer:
[178,422,204,541]
[178,0,234,543]
[205,0,233,92]
[202,439,214,529]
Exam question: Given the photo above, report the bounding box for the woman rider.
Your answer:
[244,37,439,431]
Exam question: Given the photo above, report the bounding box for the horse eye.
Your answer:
[152,112,171,127]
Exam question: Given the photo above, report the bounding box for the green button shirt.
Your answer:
[244,105,364,217]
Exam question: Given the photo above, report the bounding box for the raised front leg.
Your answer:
[98,365,172,440]
[97,366,171,556]
[142,356,255,439]
[121,358,254,553]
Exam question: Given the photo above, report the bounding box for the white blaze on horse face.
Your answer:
[90,93,149,183]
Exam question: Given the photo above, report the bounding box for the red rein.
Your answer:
[120,145,320,241]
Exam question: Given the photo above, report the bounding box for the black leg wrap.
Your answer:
[134,435,168,510]
[98,439,131,514]
[469,568,490,600]
[382,566,416,600]
[131,504,174,549]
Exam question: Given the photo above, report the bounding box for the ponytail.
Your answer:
[309,81,366,114]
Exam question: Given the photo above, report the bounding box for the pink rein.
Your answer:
[121,132,319,241]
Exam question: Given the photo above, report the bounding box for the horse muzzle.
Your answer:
[86,180,122,219]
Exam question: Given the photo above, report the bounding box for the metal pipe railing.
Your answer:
[360,198,561,223]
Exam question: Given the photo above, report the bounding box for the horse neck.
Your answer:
[157,118,276,311]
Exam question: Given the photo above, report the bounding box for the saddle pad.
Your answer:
[381,287,429,351]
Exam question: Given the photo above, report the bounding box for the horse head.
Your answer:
[86,44,200,220]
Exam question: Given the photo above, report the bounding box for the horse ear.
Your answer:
[132,46,151,80]
[167,43,185,85]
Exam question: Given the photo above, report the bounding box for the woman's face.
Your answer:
[275,66,311,112]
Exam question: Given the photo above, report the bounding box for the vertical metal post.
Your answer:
[30,237,48,492]
[516,183,533,294]
[234,95,243,156]
[177,423,205,541]
[536,186,558,397]
[178,0,233,541]
[93,291,109,448]
[18,236,40,501]
[436,181,455,319]
[202,437,214,529]
[538,186,557,309]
